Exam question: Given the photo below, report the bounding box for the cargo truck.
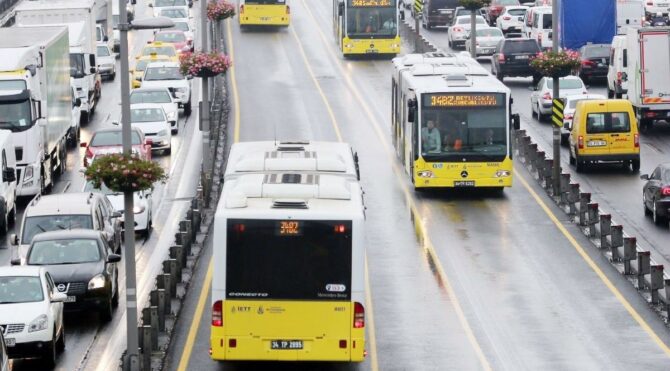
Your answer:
[15,0,102,124]
[559,0,616,50]
[0,26,71,197]
[624,26,670,131]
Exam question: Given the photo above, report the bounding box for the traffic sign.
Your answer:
[552,98,564,127]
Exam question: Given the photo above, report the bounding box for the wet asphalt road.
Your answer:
[0,1,203,370]
[164,2,670,371]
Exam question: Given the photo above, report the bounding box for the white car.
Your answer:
[465,27,504,57]
[558,94,607,144]
[140,61,192,116]
[159,6,189,19]
[0,266,66,367]
[496,5,528,33]
[448,15,488,49]
[169,19,195,43]
[126,103,173,154]
[83,181,153,235]
[130,87,179,133]
[96,43,116,80]
[530,75,588,121]
[150,0,189,18]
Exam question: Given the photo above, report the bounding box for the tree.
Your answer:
[459,0,491,58]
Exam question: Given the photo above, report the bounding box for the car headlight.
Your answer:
[88,274,106,290]
[417,170,435,178]
[28,314,48,333]
[167,111,177,120]
[133,205,146,214]
[176,87,187,93]
[494,170,511,178]
[24,165,34,181]
[158,129,168,136]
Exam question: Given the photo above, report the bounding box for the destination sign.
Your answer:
[350,0,393,7]
[276,221,302,236]
[424,93,503,107]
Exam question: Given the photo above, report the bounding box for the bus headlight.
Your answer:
[494,170,511,178]
[417,170,435,178]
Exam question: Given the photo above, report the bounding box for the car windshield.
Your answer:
[503,39,541,53]
[662,168,670,182]
[477,28,503,37]
[171,22,189,32]
[97,46,111,57]
[130,91,172,104]
[0,276,44,304]
[508,9,526,16]
[28,239,101,265]
[498,0,519,4]
[156,0,187,6]
[457,17,486,25]
[84,181,119,195]
[586,112,631,134]
[22,215,93,245]
[155,32,186,43]
[136,59,168,71]
[144,66,183,80]
[143,46,176,57]
[546,79,583,90]
[131,108,165,122]
[582,46,610,58]
[90,130,142,146]
[161,9,188,18]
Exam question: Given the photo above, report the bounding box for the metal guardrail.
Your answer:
[515,129,670,320]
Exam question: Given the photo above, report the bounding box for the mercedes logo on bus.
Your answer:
[460,170,468,178]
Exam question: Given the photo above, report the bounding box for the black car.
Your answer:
[491,38,541,82]
[15,230,121,322]
[578,43,610,82]
[421,0,459,29]
[641,163,670,226]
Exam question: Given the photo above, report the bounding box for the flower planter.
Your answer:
[179,51,232,78]
[207,0,236,21]
[85,154,167,193]
[530,50,582,78]
[196,67,219,78]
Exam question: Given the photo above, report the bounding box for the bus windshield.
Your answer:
[226,219,352,301]
[346,6,397,38]
[420,93,508,162]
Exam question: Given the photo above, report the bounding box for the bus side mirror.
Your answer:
[407,98,416,123]
[512,114,520,130]
[338,2,344,16]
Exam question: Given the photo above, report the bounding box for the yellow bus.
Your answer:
[391,53,520,190]
[332,0,401,56]
[210,172,367,362]
[239,0,290,27]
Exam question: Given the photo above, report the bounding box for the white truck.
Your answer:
[624,26,670,131]
[15,0,102,124]
[0,26,71,197]
[616,0,645,34]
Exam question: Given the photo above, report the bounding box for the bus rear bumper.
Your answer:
[414,176,513,188]
[210,335,365,362]
[239,16,290,26]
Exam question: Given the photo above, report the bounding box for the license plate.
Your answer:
[5,337,15,347]
[271,340,303,350]
[516,55,529,59]
[260,17,270,21]
[587,140,607,147]
[454,180,475,187]
[365,49,378,54]
[65,296,77,303]
[517,17,523,21]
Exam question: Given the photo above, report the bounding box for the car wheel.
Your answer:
[112,277,119,308]
[631,159,640,172]
[42,335,57,368]
[569,149,576,165]
[448,39,453,48]
[8,202,16,226]
[644,194,652,216]
[110,71,116,81]
[607,87,614,98]
[575,154,584,172]
[100,296,114,323]
[165,146,172,155]
[56,325,65,353]
[496,71,503,81]
[652,201,665,225]
[0,203,7,236]
[560,134,568,146]
[184,99,192,116]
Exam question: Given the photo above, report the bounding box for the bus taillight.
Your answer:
[353,302,365,328]
[287,5,290,14]
[240,4,244,14]
[212,300,223,326]
[334,224,346,233]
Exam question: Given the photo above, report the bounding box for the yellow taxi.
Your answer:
[569,99,640,172]
[130,54,172,88]
[139,41,178,62]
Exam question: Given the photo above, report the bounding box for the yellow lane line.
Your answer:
[288,26,343,142]
[299,1,493,369]
[515,168,670,356]
[288,22,378,369]
[226,19,242,143]
[176,260,214,371]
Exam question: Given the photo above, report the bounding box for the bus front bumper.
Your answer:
[342,37,400,55]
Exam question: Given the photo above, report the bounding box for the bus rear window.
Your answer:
[226,219,352,301]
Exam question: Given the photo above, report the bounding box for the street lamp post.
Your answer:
[200,0,212,206]
[116,3,173,369]
[551,0,560,195]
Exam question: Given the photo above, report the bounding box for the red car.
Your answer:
[81,127,152,167]
[153,30,193,54]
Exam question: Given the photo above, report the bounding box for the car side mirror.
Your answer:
[107,253,121,263]
[640,174,649,180]
[90,67,97,74]
[148,3,153,7]
[10,258,20,266]
[3,167,16,183]
[112,120,120,126]
[132,0,137,4]
[104,35,109,42]
[75,98,82,107]
[188,0,193,7]
[169,120,177,127]
[111,211,123,218]
[51,292,68,303]
[9,233,18,246]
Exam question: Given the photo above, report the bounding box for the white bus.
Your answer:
[224,141,360,181]
[210,172,367,362]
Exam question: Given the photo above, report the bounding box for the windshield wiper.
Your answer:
[35,224,47,232]
[0,120,21,128]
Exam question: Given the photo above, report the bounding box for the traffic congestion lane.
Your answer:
[311,3,670,367]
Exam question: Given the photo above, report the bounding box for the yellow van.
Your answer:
[569,99,640,172]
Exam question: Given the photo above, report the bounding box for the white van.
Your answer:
[607,35,627,98]
[70,77,82,146]
[529,6,552,49]
[0,130,17,235]
[522,6,548,38]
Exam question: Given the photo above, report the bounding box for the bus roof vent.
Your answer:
[264,173,317,185]
[281,173,302,184]
[424,52,450,58]
[279,140,310,145]
[275,146,306,152]
[444,74,472,87]
[272,199,309,209]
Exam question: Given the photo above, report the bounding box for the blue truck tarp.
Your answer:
[559,0,616,50]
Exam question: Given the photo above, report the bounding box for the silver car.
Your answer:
[465,27,504,57]
[96,44,116,80]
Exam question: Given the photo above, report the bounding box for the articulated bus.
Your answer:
[239,0,290,27]
[211,172,366,362]
[224,141,360,181]
[391,52,520,190]
[332,0,401,56]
